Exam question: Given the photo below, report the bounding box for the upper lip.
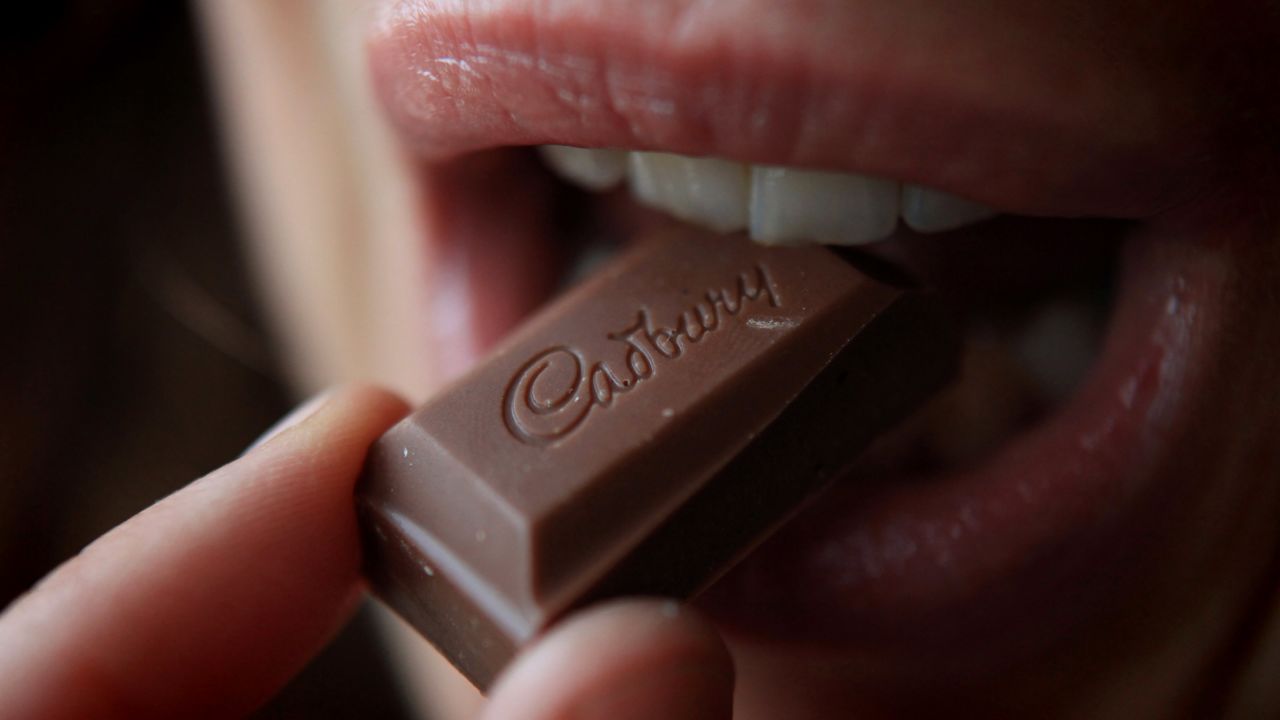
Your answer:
[367,0,1237,220]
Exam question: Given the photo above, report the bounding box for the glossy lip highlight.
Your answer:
[368,0,1234,219]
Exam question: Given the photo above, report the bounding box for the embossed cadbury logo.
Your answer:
[503,264,783,445]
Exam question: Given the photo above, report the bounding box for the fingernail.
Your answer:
[245,390,333,453]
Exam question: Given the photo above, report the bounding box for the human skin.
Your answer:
[0,388,410,718]
[196,0,1280,717]
[0,387,735,720]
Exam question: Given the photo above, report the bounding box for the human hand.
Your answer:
[0,385,734,719]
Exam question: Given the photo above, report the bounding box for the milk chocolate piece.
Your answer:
[358,229,958,689]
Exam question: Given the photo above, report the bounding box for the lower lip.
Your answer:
[697,221,1220,654]
[420,157,1226,661]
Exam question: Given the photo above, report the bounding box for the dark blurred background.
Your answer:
[1,2,413,716]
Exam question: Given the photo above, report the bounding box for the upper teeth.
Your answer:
[900,184,999,233]
[628,153,751,234]
[750,166,899,245]
[536,145,628,191]
[538,146,997,244]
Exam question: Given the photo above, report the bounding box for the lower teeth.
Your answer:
[1015,300,1105,405]
[924,299,1102,469]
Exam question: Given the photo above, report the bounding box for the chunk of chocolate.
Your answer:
[357,229,958,689]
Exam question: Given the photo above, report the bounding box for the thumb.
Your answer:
[482,600,735,720]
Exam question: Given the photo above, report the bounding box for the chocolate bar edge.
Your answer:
[358,287,958,691]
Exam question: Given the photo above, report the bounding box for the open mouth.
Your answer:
[345,0,1280,697]
[423,141,1189,662]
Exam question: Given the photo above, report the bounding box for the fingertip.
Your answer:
[484,600,735,720]
[249,383,410,458]
[0,382,413,719]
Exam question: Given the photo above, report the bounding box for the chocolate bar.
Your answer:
[357,228,958,689]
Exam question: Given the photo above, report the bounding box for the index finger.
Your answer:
[0,385,408,720]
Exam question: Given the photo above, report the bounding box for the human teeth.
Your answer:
[627,152,750,233]
[749,166,899,246]
[900,185,997,233]
[537,145,628,191]
[924,334,1036,468]
[1015,301,1102,404]
[539,146,1001,243]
